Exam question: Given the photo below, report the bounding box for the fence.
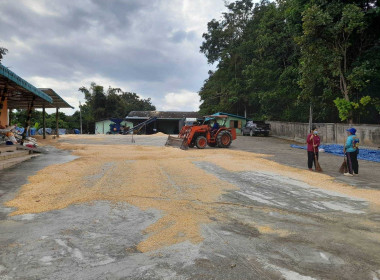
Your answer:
[268,121,380,147]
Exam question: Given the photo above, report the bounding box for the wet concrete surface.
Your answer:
[1,136,380,279]
[231,135,380,189]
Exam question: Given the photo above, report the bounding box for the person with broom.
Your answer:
[307,127,321,171]
[344,127,359,176]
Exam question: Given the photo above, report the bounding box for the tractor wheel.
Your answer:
[217,131,232,148]
[208,142,217,147]
[196,136,207,149]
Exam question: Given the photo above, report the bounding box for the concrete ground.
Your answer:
[231,136,380,189]
[1,135,380,280]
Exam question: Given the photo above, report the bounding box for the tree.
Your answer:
[0,47,7,63]
[298,1,379,123]
[199,0,380,123]
[78,83,156,133]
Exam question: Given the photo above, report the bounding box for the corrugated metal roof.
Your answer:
[0,64,52,105]
[39,88,74,109]
[126,111,201,119]
[213,112,246,120]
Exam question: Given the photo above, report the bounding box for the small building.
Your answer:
[126,111,201,134]
[95,119,133,134]
[212,112,247,134]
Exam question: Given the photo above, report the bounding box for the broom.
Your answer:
[313,139,323,172]
[339,154,348,174]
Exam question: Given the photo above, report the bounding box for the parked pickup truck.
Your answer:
[242,120,271,136]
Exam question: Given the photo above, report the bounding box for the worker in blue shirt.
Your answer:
[212,121,220,131]
[344,127,359,176]
[210,120,220,137]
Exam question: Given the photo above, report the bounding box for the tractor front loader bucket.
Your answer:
[165,135,188,150]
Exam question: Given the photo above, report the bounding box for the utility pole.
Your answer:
[308,103,313,132]
[79,101,83,134]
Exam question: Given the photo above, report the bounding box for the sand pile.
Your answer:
[5,137,380,252]
[153,132,167,136]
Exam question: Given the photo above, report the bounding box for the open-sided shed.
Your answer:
[0,64,73,139]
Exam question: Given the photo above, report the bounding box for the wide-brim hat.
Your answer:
[346,127,356,134]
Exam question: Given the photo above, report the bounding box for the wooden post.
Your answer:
[0,87,6,121]
[22,96,35,143]
[56,107,59,138]
[43,105,46,139]
[8,109,12,126]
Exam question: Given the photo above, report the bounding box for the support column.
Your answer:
[22,96,35,143]
[8,109,12,126]
[56,107,59,138]
[43,105,46,139]
[0,87,6,125]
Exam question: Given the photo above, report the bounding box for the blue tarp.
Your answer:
[15,127,24,134]
[38,128,52,135]
[290,144,380,163]
[74,129,80,134]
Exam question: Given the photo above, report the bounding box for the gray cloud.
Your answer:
[0,0,226,112]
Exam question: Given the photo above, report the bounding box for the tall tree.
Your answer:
[298,1,380,123]
[199,0,380,123]
[78,83,155,133]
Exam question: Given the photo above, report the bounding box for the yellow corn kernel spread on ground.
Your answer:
[5,137,380,252]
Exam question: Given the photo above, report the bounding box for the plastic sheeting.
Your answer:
[38,128,52,135]
[290,144,380,163]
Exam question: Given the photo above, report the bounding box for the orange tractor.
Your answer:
[165,115,237,150]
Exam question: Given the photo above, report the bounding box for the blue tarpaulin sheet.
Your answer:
[290,144,380,163]
[15,127,24,134]
[38,128,52,135]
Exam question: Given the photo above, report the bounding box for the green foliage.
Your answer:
[199,0,380,123]
[78,83,156,133]
[9,82,155,134]
[334,98,352,121]
[334,95,373,121]
[10,110,80,131]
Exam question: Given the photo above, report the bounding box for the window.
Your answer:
[229,120,242,128]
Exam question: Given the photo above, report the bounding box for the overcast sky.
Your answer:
[0,0,227,114]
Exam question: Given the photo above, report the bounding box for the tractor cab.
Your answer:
[203,115,228,139]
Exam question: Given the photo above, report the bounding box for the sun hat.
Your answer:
[346,127,356,135]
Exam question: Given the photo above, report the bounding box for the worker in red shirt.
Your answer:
[306,126,320,171]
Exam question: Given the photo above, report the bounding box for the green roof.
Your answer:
[213,112,246,120]
[0,63,52,103]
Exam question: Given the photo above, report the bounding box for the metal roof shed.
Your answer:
[0,64,74,140]
[0,64,52,109]
[38,88,74,139]
[0,64,53,141]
